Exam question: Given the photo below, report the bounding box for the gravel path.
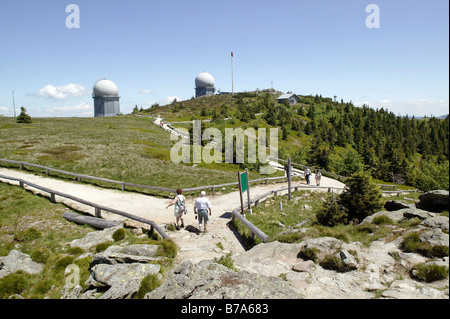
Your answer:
[0,167,345,263]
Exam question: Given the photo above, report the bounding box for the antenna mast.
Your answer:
[12,90,16,118]
[231,51,234,94]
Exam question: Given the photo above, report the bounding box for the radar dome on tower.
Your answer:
[195,72,215,98]
[92,79,120,117]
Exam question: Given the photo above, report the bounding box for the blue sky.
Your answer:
[0,0,448,117]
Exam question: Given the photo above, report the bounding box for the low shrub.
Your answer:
[410,263,449,282]
[299,247,320,263]
[14,228,41,242]
[112,228,126,241]
[401,232,449,258]
[0,271,34,299]
[157,239,177,258]
[134,274,162,299]
[319,254,352,273]
[372,215,394,225]
[214,253,237,272]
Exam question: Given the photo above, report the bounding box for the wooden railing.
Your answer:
[0,158,418,244]
[0,158,299,195]
[0,173,170,240]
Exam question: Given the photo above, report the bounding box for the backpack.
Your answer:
[177,195,186,214]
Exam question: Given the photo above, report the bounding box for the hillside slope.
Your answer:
[140,92,449,191]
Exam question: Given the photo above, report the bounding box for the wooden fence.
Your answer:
[0,158,418,244]
[0,173,170,240]
[0,158,297,195]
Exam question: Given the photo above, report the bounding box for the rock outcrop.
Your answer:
[145,259,302,299]
[416,190,449,213]
[62,190,449,300]
[69,225,124,251]
[0,250,44,279]
[63,233,164,299]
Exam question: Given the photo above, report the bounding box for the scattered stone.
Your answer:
[418,229,449,247]
[420,216,449,232]
[298,237,342,261]
[381,279,447,299]
[292,260,316,272]
[69,225,123,250]
[339,250,358,269]
[0,250,44,279]
[145,259,302,299]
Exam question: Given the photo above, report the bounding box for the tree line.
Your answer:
[171,92,448,191]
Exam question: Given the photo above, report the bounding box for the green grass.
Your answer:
[0,115,277,193]
[0,182,176,299]
[232,190,432,249]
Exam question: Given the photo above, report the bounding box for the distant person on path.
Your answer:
[166,188,186,230]
[304,167,312,185]
[194,191,212,233]
[315,170,322,186]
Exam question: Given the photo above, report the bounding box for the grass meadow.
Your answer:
[0,115,265,192]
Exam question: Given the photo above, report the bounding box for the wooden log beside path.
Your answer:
[63,211,122,229]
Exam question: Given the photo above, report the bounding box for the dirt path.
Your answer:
[0,167,345,263]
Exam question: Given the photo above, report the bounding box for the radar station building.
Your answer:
[195,72,215,98]
[93,79,120,117]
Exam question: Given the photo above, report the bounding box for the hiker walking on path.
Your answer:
[304,167,312,185]
[194,191,212,233]
[166,188,186,230]
[315,170,322,186]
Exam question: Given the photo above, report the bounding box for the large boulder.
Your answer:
[384,200,410,211]
[63,242,164,299]
[381,279,447,299]
[416,190,449,213]
[0,250,44,279]
[89,263,161,299]
[400,207,435,220]
[361,210,406,224]
[418,229,449,247]
[145,259,302,299]
[69,225,123,250]
[420,216,449,232]
[298,237,342,261]
[233,241,303,277]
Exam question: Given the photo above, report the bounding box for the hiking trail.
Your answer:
[0,167,345,264]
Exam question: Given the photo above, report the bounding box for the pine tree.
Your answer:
[16,106,32,124]
[338,171,383,223]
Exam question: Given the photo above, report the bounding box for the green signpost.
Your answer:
[238,169,251,214]
[240,170,248,193]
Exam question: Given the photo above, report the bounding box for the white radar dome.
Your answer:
[195,72,215,88]
[93,79,119,96]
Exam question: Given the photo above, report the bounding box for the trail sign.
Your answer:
[238,169,251,214]
[240,171,248,193]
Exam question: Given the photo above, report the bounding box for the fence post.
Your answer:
[288,157,292,201]
[50,193,56,203]
[95,207,102,218]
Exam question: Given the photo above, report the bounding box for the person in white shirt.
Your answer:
[194,191,212,233]
[166,188,186,230]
